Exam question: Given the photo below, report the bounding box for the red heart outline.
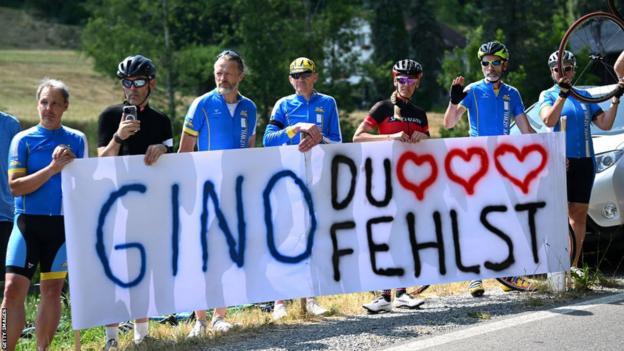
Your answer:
[396,151,438,201]
[444,147,489,195]
[494,143,548,194]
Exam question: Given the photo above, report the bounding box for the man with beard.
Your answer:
[178,49,257,337]
[443,41,534,298]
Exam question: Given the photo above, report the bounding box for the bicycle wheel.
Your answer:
[495,225,577,292]
[558,11,624,103]
[609,0,624,22]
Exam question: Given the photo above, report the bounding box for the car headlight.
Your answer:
[595,150,624,173]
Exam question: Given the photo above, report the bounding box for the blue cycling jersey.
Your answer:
[0,112,20,222]
[8,125,87,216]
[183,89,257,151]
[460,79,525,137]
[538,85,603,158]
[263,91,342,146]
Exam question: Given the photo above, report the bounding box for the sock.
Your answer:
[105,326,118,341]
[134,321,149,341]
[381,290,392,301]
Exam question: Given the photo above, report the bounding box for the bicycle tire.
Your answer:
[558,11,624,103]
[496,225,577,292]
[609,0,623,22]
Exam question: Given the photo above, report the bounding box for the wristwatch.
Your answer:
[113,133,125,144]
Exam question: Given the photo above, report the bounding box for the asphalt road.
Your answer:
[383,292,624,351]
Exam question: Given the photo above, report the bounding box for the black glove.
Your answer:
[558,81,571,98]
[450,84,467,104]
[615,85,624,98]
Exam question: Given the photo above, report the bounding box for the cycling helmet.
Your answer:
[117,55,156,79]
[392,59,423,76]
[548,50,576,68]
[289,57,316,74]
[477,41,509,61]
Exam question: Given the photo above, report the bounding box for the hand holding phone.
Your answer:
[123,105,137,121]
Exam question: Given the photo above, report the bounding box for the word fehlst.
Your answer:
[95,146,549,288]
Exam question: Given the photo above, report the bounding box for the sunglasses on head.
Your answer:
[553,66,574,73]
[121,79,148,88]
[290,72,313,80]
[395,76,418,85]
[481,59,503,67]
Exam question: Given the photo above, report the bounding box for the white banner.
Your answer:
[62,133,569,329]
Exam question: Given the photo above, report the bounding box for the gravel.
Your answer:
[186,282,624,351]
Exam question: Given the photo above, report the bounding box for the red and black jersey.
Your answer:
[364,99,429,136]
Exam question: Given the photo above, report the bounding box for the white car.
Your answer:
[514,85,624,244]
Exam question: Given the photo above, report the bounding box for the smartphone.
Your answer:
[123,105,137,121]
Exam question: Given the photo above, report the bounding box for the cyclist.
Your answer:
[443,41,535,297]
[98,55,173,349]
[539,50,623,269]
[0,112,20,290]
[263,57,339,320]
[179,49,257,337]
[2,79,87,351]
[353,59,428,313]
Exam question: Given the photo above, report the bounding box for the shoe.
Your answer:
[306,299,329,316]
[103,338,118,351]
[570,267,585,279]
[500,276,534,292]
[469,280,485,297]
[187,320,207,338]
[272,303,288,321]
[211,316,233,333]
[393,292,425,309]
[133,335,154,345]
[362,296,392,314]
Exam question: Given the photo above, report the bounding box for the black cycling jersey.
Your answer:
[98,103,173,156]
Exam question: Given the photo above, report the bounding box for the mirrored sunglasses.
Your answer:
[121,79,148,88]
[395,76,418,85]
[290,72,313,80]
[481,59,503,67]
[553,66,574,73]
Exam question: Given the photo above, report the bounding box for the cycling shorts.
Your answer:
[6,214,67,281]
[567,157,595,204]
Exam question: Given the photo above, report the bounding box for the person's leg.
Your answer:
[568,202,589,267]
[35,278,64,350]
[133,317,149,344]
[1,273,30,351]
[211,307,232,332]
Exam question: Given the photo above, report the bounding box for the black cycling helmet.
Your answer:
[116,55,156,79]
[548,50,576,68]
[392,59,423,76]
[477,41,509,61]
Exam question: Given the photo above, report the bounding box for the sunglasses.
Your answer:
[121,79,148,88]
[395,76,418,85]
[481,59,503,67]
[553,66,574,73]
[290,72,313,80]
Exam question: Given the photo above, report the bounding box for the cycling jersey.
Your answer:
[460,79,525,136]
[364,99,429,136]
[538,85,603,158]
[8,125,87,216]
[1,112,20,222]
[98,103,173,155]
[183,89,257,151]
[264,91,342,146]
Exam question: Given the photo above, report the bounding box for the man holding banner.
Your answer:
[443,41,535,297]
[263,57,341,320]
[178,49,257,337]
[353,58,428,313]
[97,55,174,348]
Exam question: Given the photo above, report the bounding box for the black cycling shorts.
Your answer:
[567,157,595,204]
[5,214,67,281]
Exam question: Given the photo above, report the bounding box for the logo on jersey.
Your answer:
[315,107,325,114]
[9,160,20,167]
[240,110,248,117]
[502,94,511,101]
